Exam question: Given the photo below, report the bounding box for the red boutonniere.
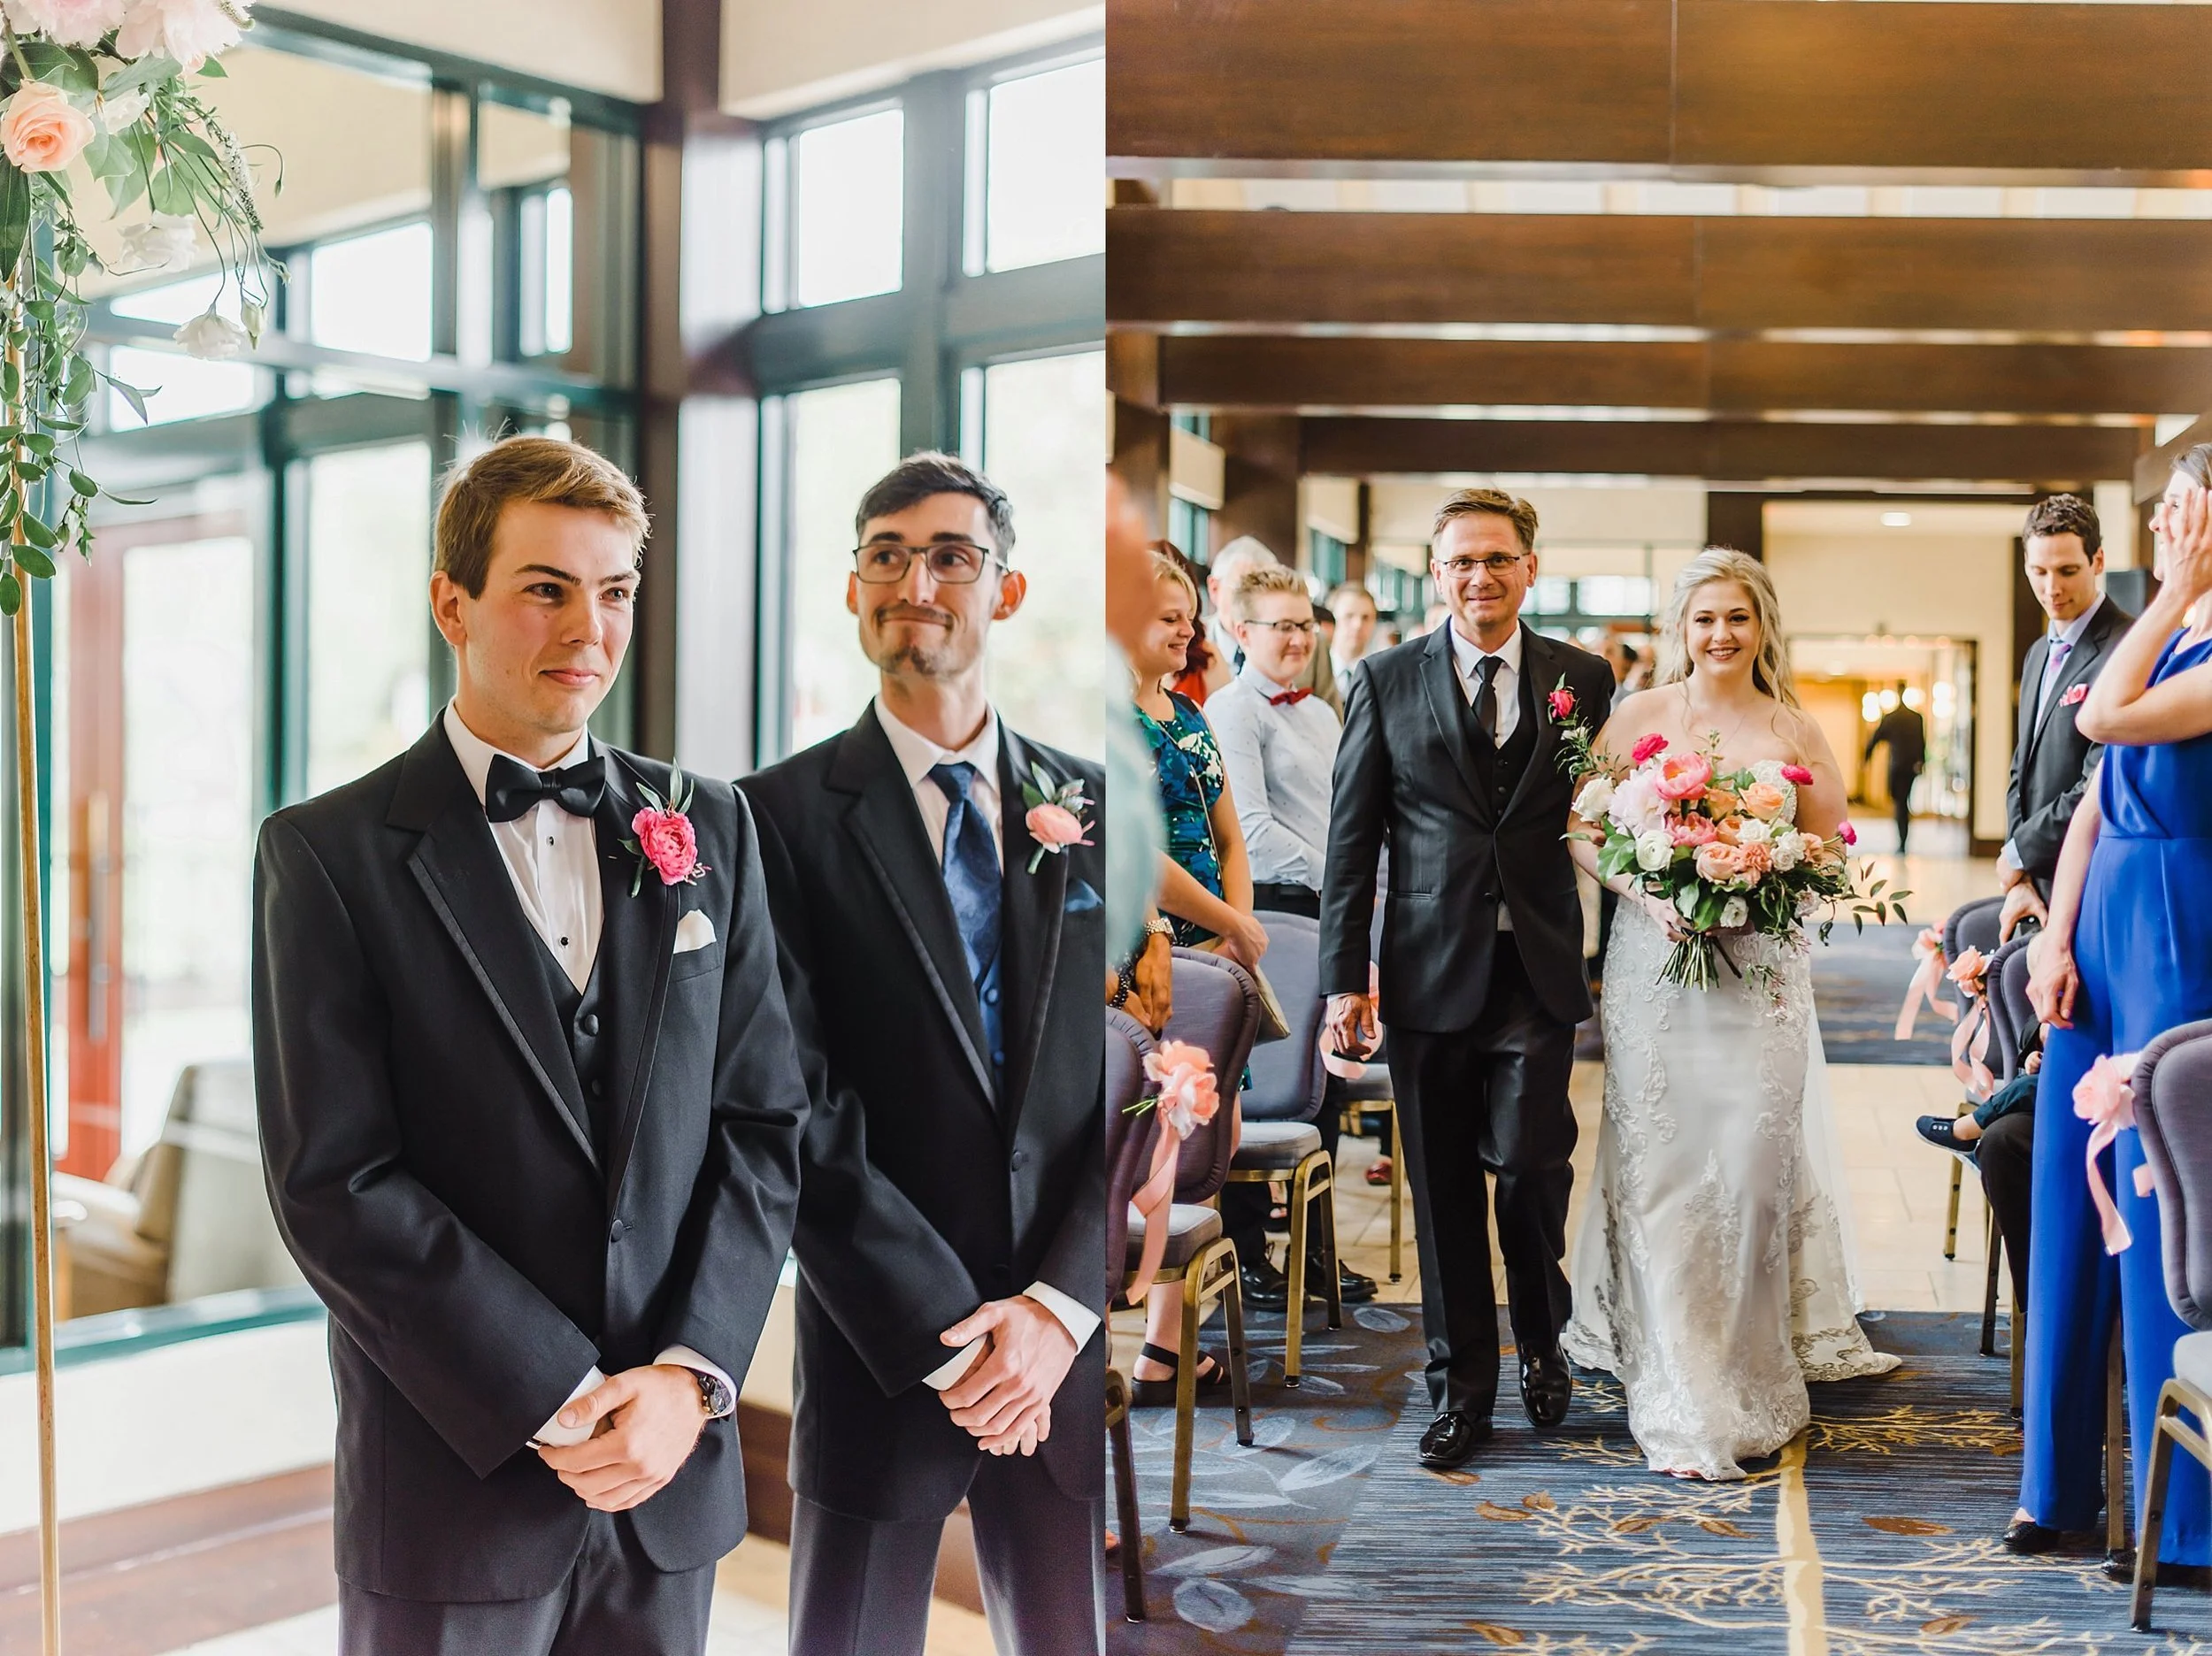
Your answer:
[2062,683,2088,708]
[1548,678,1578,722]
[622,770,710,896]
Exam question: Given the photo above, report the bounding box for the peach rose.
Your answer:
[1703,787,1738,817]
[1713,815,1746,846]
[1026,801,1089,850]
[1,83,93,175]
[1739,840,1773,878]
[1740,781,1787,821]
[1654,751,1713,801]
[1695,841,1747,883]
[1670,813,1717,847]
[1144,1039,1220,1138]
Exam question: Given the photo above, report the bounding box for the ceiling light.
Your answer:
[1881,511,1913,528]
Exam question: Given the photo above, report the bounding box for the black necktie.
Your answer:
[483,753,607,824]
[1472,656,1502,747]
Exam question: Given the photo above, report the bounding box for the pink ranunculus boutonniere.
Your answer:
[1020,761,1093,875]
[2062,683,2088,709]
[621,769,710,896]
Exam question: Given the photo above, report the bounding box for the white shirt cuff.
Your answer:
[1998,840,2021,876]
[533,1366,606,1447]
[654,1346,738,1419]
[923,1338,987,1391]
[1023,1280,1102,1354]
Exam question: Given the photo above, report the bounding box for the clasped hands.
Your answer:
[935,1295,1078,1459]
[535,1363,710,1513]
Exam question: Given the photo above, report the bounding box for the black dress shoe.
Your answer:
[2002,1518,2063,1555]
[1417,1410,1493,1470]
[1315,1257,1379,1305]
[2101,1552,2212,1586]
[2103,1547,2137,1582]
[1239,1254,1289,1311]
[1519,1347,1573,1430]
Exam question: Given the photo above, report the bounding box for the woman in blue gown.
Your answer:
[2016,442,2212,1576]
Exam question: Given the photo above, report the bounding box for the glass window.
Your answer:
[1578,575,1654,617]
[980,58,1104,272]
[106,345,258,427]
[1529,575,1575,614]
[108,271,228,325]
[791,109,904,308]
[311,222,435,360]
[305,444,434,796]
[787,378,902,751]
[1168,496,1210,565]
[976,349,1105,754]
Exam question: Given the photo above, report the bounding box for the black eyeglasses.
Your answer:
[1244,618,1317,637]
[1435,553,1529,579]
[853,541,1002,584]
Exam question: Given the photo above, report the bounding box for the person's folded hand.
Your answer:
[534,1364,708,1512]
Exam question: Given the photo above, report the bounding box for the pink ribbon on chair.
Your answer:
[1950,997,1996,1100]
[1125,1042,1221,1304]
[2075,1050,2148,1255]
[1895,926,1958,1039]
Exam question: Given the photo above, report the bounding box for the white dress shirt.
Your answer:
[872,701,1102,1386]
[441,704,737,1445]
[1444,622,1525,929]
[1999,592,2106,877]
[1203,663,1341,890]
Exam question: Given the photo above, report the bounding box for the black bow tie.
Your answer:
[483,753,607,824]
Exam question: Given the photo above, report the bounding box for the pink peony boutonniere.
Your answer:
[621,769,710,896]
[2062,683,2088,709]
[1020,762,1093,875]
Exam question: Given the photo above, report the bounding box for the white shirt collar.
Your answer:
[1446,618,1525,679]
[2052,592,2105,649]
[1236,662,1294,700]
[874,698,1002,793]
[442,702,592,808]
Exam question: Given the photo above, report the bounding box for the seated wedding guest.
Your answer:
[1128,548,1259,1404]
[1328,581,1379,685]
[1917,494,2129,1318]
[1195,535,1282,699]
[254,437,806,1655]
[2010,444,2212,1580]
[1207,564,1377,1308]
[741,453,1104,1654]
[1152,540,1217,704]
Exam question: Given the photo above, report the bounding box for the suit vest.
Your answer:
[529,938,611,1161]
[1455,661,1540,814]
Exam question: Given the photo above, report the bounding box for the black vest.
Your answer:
[530,938,611,1161]
[1455,656,1540,814]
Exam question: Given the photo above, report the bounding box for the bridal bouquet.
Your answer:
[1565,731,1907,993]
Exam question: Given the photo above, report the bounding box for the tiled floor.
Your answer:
[153,1540,997,1656]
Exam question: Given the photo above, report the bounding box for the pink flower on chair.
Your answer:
[1946,946,1989,998]
[1142,1040,1219,1138]
[2076,1051,2146,1254]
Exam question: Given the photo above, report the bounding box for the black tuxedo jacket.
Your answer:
[740,707,1105,1523]
[2009,597,2132,891]
[252,723,806,1601]
[1321,623,1615,1033]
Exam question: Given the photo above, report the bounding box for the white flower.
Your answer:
[1770,830,1804,872]
[116,0,249,73]
[1634,830,1671,871]
[1572,776,1615,822]
[1734,817,1772,846]
[174,308,247,359]
[1720,896,1749,929]
[1749,758,1787,788]
[97,88,148,132]
[1609,771,1668,836]
[119,211,194,269]
[1676,886,1700,918]
[1796,891,1821,916]
[9,0,127,48]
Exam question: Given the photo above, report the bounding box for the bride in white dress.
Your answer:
[1560,548,1897,1480]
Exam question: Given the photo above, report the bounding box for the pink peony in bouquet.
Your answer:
[1563,731,1909,992]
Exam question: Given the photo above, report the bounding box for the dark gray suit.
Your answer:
[2008,595,2133,895]
[253,724,807,1652]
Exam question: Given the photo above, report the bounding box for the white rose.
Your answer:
[1735,817,1772,846]
[98,88,149,133]
[1770,830,1803,872]
[174,309,248,360]
[1796,891,1821,916]
[1634,829,1671,871]
[120,211,195,270]
[1609,771,1667,836]
[1572,776,1615,822]
[1720,896,1749,929]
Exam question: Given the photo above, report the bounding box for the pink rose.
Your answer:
[630,806,700,886]
[1548,686,1576,720]
[1026,801,1089,850]
[1631,733,1668,766]
[1947,945,1988,996]
[1144,1039,1219,1138]
[1670,813,1717,847]
[1739,782,1787,821]
[2074,1052,2139,1131]
[1695,841,1747,883]
[1654,752,1714,801]
[1781,763,1814,786]
[1,83,93,175]
[1839,822,1858,847]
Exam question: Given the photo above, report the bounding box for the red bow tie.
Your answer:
[1268,688,1311,707]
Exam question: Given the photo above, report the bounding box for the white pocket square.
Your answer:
[672,910,717,954]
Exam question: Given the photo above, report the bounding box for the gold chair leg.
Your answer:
[1170,1266,1202,1533]
[1284,1164,1309,1388]
[1315,1158,1342,1330]
[1104,1371,1145,1622]
[1387,1100,1404,1283]
[2108,1328,2131,1556]
[2009,1281,2024,1413]
[1220,1246,1254,1445]
[1980,1204,2001,1358]
[1944,1151,1963,1261]
[2132,1394,2179,1632]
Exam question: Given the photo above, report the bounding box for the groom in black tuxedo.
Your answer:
[1321,487,1613,1469]
[254,437,807,1653]
[741,454,1105,1654]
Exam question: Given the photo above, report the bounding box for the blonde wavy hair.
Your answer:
[1654,547,1800,709]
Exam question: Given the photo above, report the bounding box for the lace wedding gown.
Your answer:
[1561,901,1899,1479]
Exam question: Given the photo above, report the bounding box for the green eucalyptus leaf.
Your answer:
[103,56,182,101]
[14,543,55,581]
[18,42,96,95]
[148,163,191,217]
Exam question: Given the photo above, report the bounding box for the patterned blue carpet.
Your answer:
[1809,919,1957,1068]
[1110,1313,2212,1654]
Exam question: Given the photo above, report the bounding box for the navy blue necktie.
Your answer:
[929,763,1004,1087]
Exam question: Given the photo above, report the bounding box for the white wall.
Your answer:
[721,0,1100,119]
[273,0,661,103]
[1765,504,2019,842]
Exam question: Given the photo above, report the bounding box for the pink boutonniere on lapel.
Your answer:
[622,769,710,896]
[1019,762,1093,876]
[2062,683,2089,709]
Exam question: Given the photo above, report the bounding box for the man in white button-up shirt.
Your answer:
[253,437,808,1655]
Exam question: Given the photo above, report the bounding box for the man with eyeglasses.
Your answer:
[1321,487,1614,1472]
[740,452,1104,1655]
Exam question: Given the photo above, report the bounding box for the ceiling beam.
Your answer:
[1110,210,2212,334]
[1110,0,2212,181]
[1155,334,2212,418]
[1301,417,2143,485]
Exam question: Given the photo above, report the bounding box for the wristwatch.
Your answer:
[688,1367,734,1420]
